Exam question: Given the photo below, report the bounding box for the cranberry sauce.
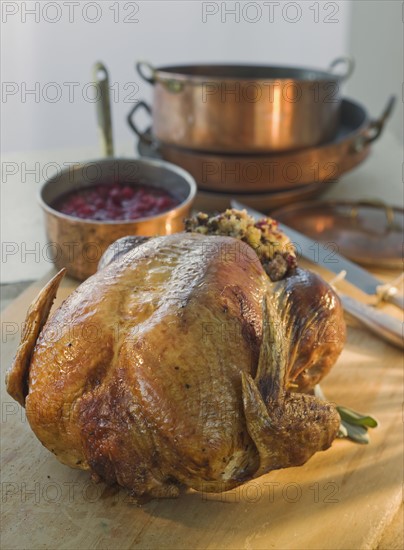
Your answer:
[52,183,181,221]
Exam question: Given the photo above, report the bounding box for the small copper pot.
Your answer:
[39,157,196,281]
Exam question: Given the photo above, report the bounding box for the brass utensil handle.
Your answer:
[348,199,396,230]
[328,57,355,81]
[340,294,403,349]
[127,101,154,145]
[93,62,114,157]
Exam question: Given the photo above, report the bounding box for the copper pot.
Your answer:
[132,58,354,153]
[39,157,196,281]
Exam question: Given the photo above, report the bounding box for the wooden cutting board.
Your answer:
[1,264,403,550]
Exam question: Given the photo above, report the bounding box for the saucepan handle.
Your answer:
[93,62,114,157]
[127,101,153,145]
[328,57,355,81]
[352,96,396,152]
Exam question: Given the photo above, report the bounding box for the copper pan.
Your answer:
[134,97,395,193]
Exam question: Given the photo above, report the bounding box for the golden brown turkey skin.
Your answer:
[6,233,345,499]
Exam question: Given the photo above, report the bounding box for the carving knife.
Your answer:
[231,200,403,349]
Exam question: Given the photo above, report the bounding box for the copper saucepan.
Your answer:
[131,58,354,154]
[38,63,196,281]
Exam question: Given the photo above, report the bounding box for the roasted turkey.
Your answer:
[6,211,346,501]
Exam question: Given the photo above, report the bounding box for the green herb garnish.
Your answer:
[315,385,378,444]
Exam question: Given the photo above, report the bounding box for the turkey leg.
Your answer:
[242,295,340,478]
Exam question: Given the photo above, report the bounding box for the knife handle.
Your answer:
[340,294,404,349]
[386,292,404,311]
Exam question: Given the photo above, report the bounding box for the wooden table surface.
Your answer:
[1,264,403,550]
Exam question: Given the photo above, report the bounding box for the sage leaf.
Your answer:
[337,405,378,428]
[340,420,370,444]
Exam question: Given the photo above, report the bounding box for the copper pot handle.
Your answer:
[136,61,156,85]
[328,57,355,81]
[352,96,396,152]
[127,101,153,145]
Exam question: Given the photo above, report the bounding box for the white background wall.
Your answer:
[2,0,353,153]
[345,0,403,143]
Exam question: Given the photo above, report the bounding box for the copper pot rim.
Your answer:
[143,61,353,84]
[38,157,197,227]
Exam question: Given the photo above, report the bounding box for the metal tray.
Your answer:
[271,199,404,269]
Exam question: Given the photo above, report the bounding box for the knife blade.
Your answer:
[231,200,404,311]
[338,294,403,349]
